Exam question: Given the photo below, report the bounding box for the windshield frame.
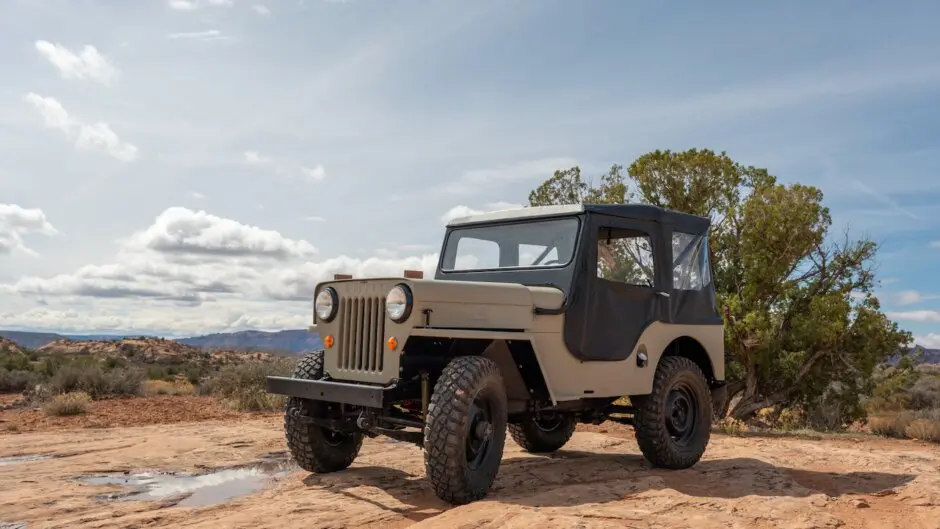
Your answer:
[437,215,584,274]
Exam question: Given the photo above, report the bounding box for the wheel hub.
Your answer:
[665,388,695,442]
[466,400,493,469]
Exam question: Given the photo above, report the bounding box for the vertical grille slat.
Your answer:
[336,294,386,374]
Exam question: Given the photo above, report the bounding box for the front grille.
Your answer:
[337,296,386,373]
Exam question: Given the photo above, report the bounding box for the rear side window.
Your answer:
[672,231,711,290]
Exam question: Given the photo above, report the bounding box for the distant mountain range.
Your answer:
[0,328,938,364]
[0,329,323,355]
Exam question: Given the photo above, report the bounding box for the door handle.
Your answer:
[656,291,670,298]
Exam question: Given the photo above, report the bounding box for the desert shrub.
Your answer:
[206,358,295,398]
[908,374,940,410]
[0,369,42,392]
[48,363,143,399]
[205,358,295,412]
[714,417,748,436]
[42,391,92,416]
[905,419,940,442]
[141,379,196,396]
[0,350,32,372]
[226,387,286,412]
[103,356,128,371]
[868,412,915,438]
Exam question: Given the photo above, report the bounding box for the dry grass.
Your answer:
[905,418,940,442]
[42,391,92,416]
[141,379,196,397]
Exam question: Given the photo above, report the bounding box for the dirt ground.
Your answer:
[1,396,939,529]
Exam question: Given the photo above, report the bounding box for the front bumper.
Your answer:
[265,376,386,408]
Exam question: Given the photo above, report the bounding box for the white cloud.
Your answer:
[253,4,271,15]
[431,157,577,197]
[304,216,325,222]
[0,204,58,257]
[121,206,318,261]
[887,310,940,323]
[244,150,326,183]
[187,191,206,200]
[23,93,138,162]
[1,206,442,333]
[895,290,940,306]
[301,164,327,182]
[916,333,940,349]
[166,30,231,42]
[34,41,119,87]
[168,0,233,11]
[243,150,271,164]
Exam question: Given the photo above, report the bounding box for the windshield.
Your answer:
[440,217,581,271]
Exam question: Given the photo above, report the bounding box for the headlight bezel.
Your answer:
[385,283,413,323]
[314,286,339,323]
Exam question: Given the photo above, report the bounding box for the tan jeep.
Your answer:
[266,203,726,505]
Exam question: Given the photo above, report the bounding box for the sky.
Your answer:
[1,0,940,345]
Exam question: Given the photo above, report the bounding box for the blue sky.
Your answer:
[0,0,939,344]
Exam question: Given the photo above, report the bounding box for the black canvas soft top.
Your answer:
[582,204,711,235]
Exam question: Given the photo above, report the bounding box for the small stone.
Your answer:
[851,498,870,508]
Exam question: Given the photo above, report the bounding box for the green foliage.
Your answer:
[200,358,295,412]
[48,363,143,399]
[527,148,914,425]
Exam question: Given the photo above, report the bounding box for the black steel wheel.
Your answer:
[283,350,363,473]
[508,412,577,453]
[631,356,712,469]
[423,356,508,505]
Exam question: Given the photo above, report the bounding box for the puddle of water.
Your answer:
[0,455,53,466]
[76,458,298,508]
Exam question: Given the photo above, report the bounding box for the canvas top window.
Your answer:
[440,217,580,271]
[671,231,711,290]
[596,227,656,287]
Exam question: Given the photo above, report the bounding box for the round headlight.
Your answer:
[385,284,413,323]
[315,287,338,322]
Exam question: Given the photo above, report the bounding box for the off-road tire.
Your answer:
[508,413,577,453]
[632,356,712,470]
[423,356,508,505]
[284,350,363,473]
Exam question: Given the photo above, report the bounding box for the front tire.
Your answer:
[631,356,712,469]
[508,412,577,453]
[284,350,363,473]
[423,356,508,505]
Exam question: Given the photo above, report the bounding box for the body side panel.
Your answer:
[532,321,724,400]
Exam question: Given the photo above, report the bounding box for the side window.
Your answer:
[596,227,655,287]
[672,231,710,290]
[451,237,499,270]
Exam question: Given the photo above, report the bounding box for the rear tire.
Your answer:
[508,413,577,453]
[631,356,712,469]
[423,356,508,505]
[284,350,363,473]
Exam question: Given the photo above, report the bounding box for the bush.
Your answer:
[141,379,196,396]
[42,391,92,416]
[48,363,143,399]
[204,358,295,399]
[905,419,940,442]
[204,358,295,412]
[868,412,915,438]
[226,387,286,412]
[0,369,42,392]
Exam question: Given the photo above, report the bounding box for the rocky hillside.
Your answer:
[0,336,23,357]
[37,337,274,367]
